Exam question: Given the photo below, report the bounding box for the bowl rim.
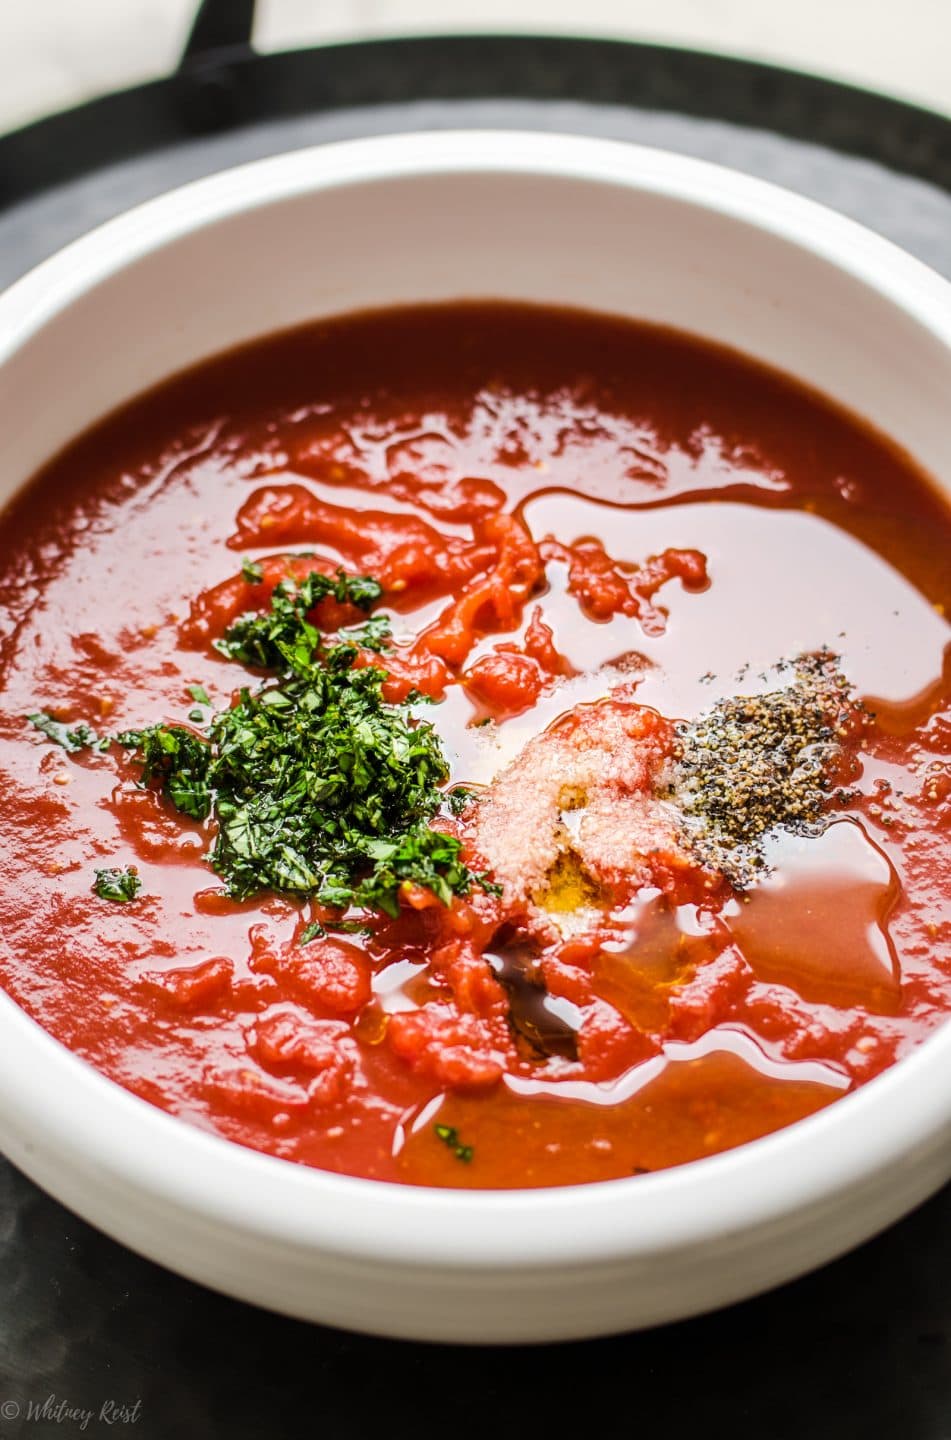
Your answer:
[0,129,948,1272]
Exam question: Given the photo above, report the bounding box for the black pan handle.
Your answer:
[177,0,257,131]
[180,0,257,68]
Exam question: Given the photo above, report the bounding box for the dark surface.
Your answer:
[4,33,951,206]
[0,1161,948,1439]
[0,29,949,1440]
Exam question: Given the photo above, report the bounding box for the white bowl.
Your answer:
[0,132,948,1344]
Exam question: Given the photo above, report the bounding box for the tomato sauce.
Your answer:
[0,303,947,1188]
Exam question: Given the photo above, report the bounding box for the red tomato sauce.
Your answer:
[0,303,947,1188]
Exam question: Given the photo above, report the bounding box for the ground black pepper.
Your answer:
[666,653,868,887]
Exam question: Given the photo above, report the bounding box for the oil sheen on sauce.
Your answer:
[0,303,947,1189]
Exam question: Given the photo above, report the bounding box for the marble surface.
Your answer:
[1,0,950,136]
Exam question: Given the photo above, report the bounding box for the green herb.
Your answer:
[28,712,110,753]
[353,826,477,919]
[93,866,142,903]
[120,571,490,917]
[300,917,371,940]
[339,614,392,652]
[337,573,385,612]
[241,557,264,584]
[216,570,382,670]
[434,1124,474,1163]
[447,786,477,816]
[187,684,211,706]
[117,723,212,821]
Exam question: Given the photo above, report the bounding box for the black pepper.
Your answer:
[664,654,867,887]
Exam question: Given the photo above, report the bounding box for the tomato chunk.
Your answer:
[464,649,547,718]
[250,934,372,1017]
[387,1005,511,1090]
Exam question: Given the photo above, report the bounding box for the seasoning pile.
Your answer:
[665,654,866,887]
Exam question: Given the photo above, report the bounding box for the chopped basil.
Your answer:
[241,557,264,584]
[28,712,110,753]
[447,786,477,816]
[186,684,211,706]
[117,723,212,822]
[93,866,142,903]
[120,571,491,917]
[215,570,382,669]
[435,1124,474,1163]
[338,613,392,652]
[299,916,368,943]
[326,920,373,936]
